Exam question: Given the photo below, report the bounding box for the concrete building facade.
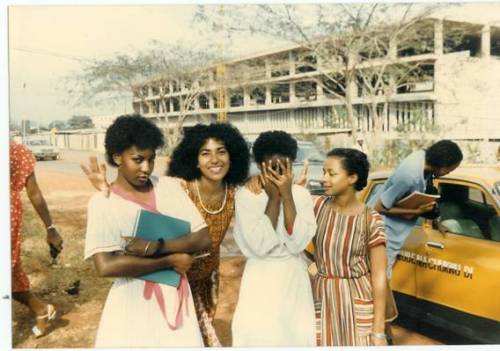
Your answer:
[132,13,500,147]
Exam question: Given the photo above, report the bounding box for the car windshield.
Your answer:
[296,144,325,163]
[27,140,50,146]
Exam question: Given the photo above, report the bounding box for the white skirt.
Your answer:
[232,255,316,347]
[95,277,203,348]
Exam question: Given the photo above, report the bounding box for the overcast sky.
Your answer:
[7,2,500,126]
[8,4,284,126]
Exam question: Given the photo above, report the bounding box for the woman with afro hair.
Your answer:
[313,148,388,346]
[82,115,212,347]
[166,122,249,346]
[83,121,250,347]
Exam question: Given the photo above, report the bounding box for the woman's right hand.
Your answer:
[165,253,194,274]
[81,156,110,196]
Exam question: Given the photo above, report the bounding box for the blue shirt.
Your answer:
[367,150,429,263]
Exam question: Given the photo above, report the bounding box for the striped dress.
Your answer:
[312,196,386,346]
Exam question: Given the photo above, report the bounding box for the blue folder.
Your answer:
[132,209,190,287]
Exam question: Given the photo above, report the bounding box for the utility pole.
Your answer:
[216,4,227,122]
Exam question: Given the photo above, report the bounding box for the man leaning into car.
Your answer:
[367,139,463,343]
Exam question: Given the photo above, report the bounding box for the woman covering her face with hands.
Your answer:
[231,130,317,347]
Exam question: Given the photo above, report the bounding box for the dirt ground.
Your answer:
[12,168,439,348]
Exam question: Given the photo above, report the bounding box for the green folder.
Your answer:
[132,209,191,287]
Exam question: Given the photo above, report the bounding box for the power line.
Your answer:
[11,47,91,62]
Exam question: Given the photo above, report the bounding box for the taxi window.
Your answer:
[438,182,498,241]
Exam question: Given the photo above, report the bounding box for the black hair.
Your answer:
[252,130,297,164]
[104,114,164,167]
[168,123,250,186]
[425,140,463,168]
[327,148,370,191]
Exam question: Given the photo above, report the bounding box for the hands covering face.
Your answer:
[260,158,294,199]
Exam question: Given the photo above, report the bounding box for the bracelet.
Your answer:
[370,332,387,340]
[143,241,152,257]
[46,224,56,231]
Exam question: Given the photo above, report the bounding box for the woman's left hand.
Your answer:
[46,227,63,257]
[123,236,159,257]
[371,334,388,346]
[265,158,294,198]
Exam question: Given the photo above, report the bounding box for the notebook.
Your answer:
[132,209,191,287]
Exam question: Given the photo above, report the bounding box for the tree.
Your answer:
[67,115,94,130]
[195,3,464,164]
[48,120,67,131]
[64,41,217,153]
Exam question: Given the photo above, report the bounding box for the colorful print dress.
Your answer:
[182,181,236,347]
[312,196,386,346]
[10,141,36,293]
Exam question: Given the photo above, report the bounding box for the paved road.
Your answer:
[35,149,168,179]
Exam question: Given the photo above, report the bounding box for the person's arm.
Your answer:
[233,187,282,257]
[373,199,435,217]
[123,226,212,257]
[25,172,63,251]
[92,251,193,278]
[369,244,387,346]
[261,162,282,229]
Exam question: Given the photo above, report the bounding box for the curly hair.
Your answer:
[426,140,463,168]
[252,130,298,164]
[327,148,370,191]
[104,114,164,167]
[168,123,250,186]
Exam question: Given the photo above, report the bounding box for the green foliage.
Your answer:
[67,115,94,130]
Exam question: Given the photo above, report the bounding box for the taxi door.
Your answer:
[415,180,500,321]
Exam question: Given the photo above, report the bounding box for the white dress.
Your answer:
[231,185,317,347]
[84,176,205,348]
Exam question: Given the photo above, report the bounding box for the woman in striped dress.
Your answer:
[312,148,388,346]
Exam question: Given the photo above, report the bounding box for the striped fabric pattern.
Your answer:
[312,196,386,346]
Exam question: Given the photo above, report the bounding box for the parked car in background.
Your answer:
[359,165,500,344]
[248,139,326,195]
[25,139,60,161]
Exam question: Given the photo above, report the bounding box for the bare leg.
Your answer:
[13,291,53,334]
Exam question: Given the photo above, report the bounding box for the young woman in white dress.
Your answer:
[231,130,317,347]
[83,115,211,348]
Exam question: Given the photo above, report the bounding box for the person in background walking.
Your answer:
[10,140,64,337]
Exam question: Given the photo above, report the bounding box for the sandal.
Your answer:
[32,304,56,338]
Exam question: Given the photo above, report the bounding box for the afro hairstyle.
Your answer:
[104,114,164,167]
[252,130,298,165]
[168,122,250,186]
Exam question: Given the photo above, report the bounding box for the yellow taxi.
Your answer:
[360,164,500,343]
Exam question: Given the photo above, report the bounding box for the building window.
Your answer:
[295,51,317,73]
[142,103,150,114]
[322,74,345,98]
[164,98,171,113]
[398,20,434,57]
[199,94,209,109]
[271,84,290,104]
[492,27,500,56]
[296,81,317,101]
[397,64,434,94]
[141,86,149,97]
[172,80,180,92]
[270,52,290,77]
[172,97,180,112]
[444,21,482,57]
[230,89,244,107]
[249,87,266,105]
[151,86,160,96]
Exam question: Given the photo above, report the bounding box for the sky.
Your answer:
[6,1,500,127]
[7,4,283,126]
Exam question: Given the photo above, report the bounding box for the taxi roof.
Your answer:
[369,164,500,188]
